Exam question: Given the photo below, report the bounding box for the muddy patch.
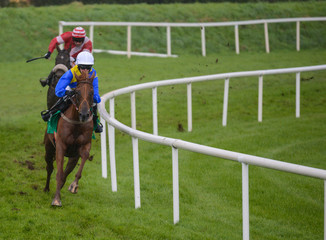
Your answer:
[14,159,35,170]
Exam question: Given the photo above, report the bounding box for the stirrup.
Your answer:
[41,110,51,122]
[95,122,103,133]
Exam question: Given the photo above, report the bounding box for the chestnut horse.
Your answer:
[43,71,95,207]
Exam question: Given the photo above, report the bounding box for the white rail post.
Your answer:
[109,98,117,192]
[296,72,301,118]
[89,25,94,52]
[258,75,263,122]
[187,83,192,132]
[201,26,206,57]
[242,163,250,240]
[172,146,179,224]
[264,22,270,53]
[152,87,158,135]
[58,22,64,50]
[132,137,141,209]
[296,21,300,52]
[100,116,107,179]
[167,25,171,57]
[324,180,326,240]
[127,25,132,59]
[131,91,136,129]
[59,22,63,35]
[222,78,230,126]
[235,25,240,54]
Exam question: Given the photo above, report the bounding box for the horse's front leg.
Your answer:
[64,156,79,193]
[68,143,91,194]
[52,143,66,207]
[64,156,79,179]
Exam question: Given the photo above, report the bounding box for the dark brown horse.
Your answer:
[46,46,70,109]
[43,71,95,207]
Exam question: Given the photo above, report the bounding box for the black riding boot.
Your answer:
[92,104,103,133]
[40,71,54,87]
[41,96,70,122]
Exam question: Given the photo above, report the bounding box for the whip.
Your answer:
[26,56,46,63]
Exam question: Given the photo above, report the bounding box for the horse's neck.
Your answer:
[64,104,79,121]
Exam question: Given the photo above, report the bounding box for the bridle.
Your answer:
[55,49,70,69]
[60,112,92,125]
[61,80,94,125]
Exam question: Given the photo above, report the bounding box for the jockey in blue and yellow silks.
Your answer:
[55,64,101,104]
[41,52,103,133]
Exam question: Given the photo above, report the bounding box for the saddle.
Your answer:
[47,110,96,140]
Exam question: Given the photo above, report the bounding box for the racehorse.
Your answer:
[44,45,71,108]
[43,71,95,207]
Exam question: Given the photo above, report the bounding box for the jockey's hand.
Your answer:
[44,51,51,59]
[65,90,75,97]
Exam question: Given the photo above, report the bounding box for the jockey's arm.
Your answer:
[55,71,73,98]
[48,37,59,53]
[48,32,71,54]
[93,74,101,104]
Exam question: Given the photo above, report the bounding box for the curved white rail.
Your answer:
[98,65,326,239]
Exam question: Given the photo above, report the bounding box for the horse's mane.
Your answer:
[75,71,95,82]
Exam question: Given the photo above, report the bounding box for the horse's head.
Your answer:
[55,45,71,69]
[74,71,95,122]
[50,64,69,89]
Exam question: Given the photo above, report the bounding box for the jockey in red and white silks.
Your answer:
[45,27,92,67]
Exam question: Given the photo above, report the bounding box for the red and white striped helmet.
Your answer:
[72,27,86,38]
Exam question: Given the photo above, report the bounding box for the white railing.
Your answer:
[98,65,326,240]
[59,17,326,58]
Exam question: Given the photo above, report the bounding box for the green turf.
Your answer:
[1,1,326,239]
[0,49,325,239]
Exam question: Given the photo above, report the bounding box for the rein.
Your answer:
[61,80,94,125]
[70,80,94,111]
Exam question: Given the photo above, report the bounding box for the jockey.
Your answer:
[40,26,93,87]
[41,52,103,133]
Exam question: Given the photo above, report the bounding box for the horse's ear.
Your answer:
[56,45,61,52]
[68,45,71,53]
[90,72,95,81]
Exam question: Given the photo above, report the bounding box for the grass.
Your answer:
[1,1,326,239]
[0,49,325,239]
[1,1,326,61]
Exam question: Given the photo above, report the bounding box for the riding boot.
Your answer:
[40,71,54,87]
[92,104,103,133]
[41,96,70,122]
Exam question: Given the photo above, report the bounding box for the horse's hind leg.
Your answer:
[44,132,55,192]
[52,142,66,207]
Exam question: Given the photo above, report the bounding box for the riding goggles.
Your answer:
[72,37,85,43]
[78,65,92,70]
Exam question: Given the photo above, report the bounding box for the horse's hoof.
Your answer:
[51,199,62,207]
[68,183,78,194]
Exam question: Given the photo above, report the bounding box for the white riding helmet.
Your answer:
[76,51,94,65]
